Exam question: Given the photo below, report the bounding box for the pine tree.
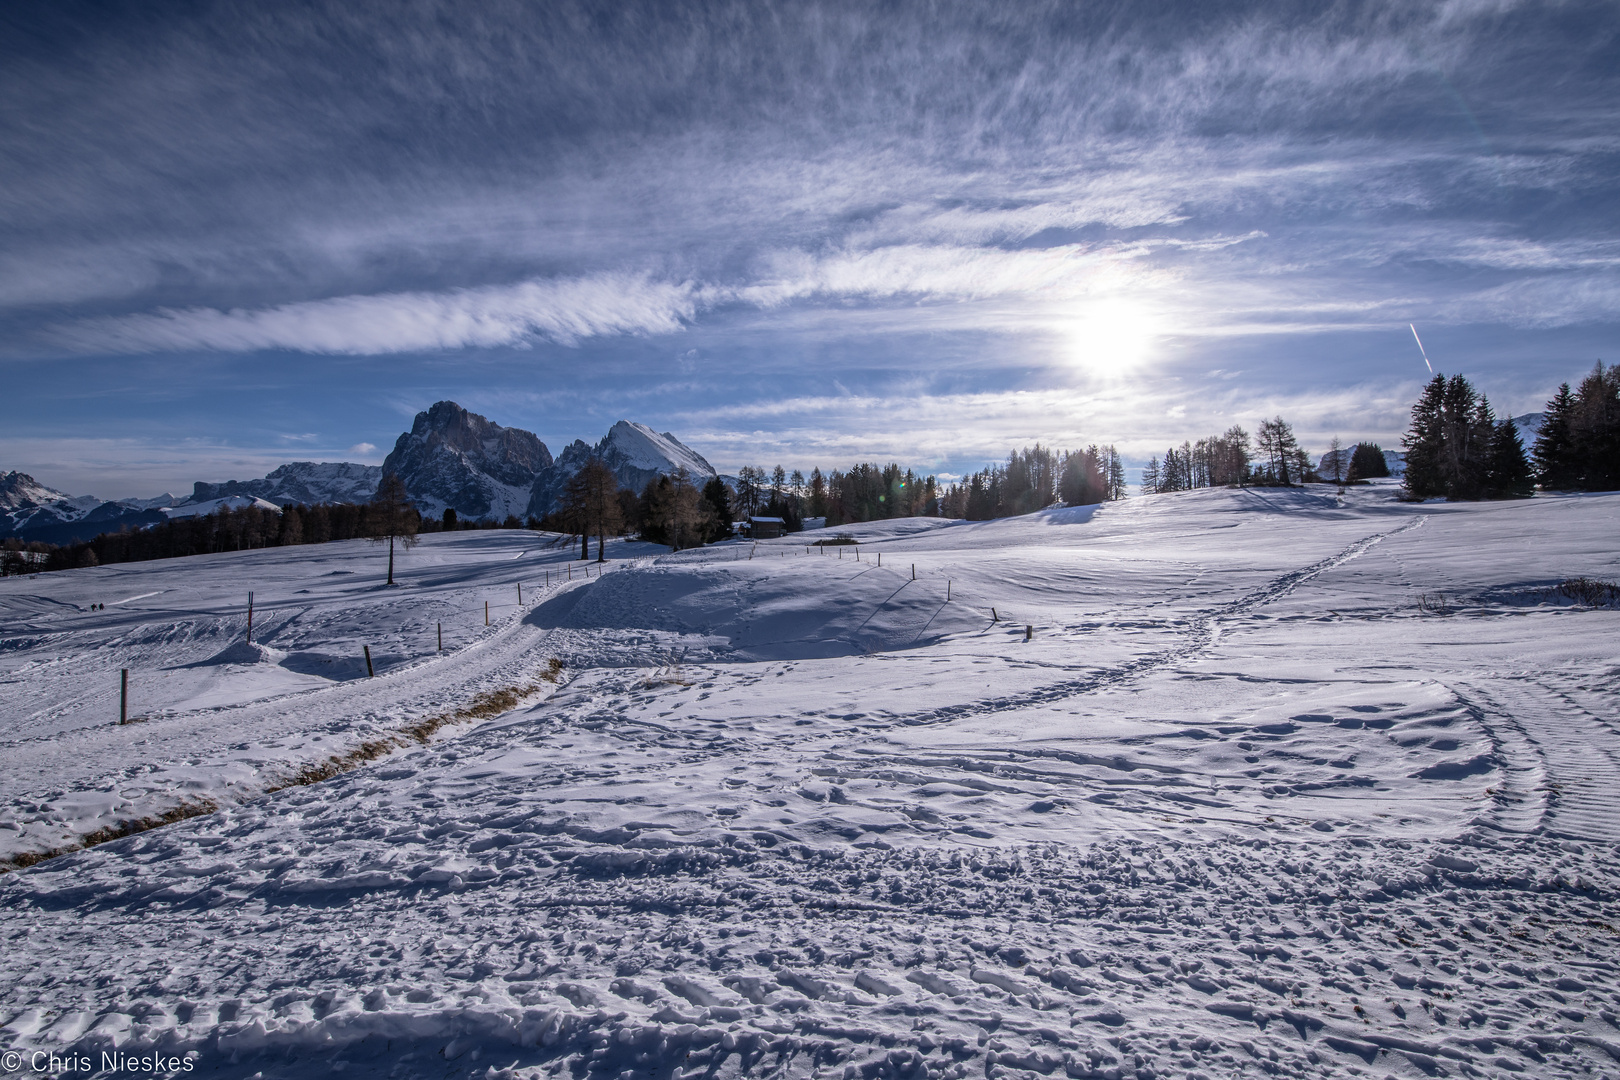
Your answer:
[1485,418,1534,498]
[1402,375,1448,499]
[701,477,733,542]
[1347,442,1389,480]
[1141,456,1161,495]
[1570,362,1620,491]
[808,467,827,517]
[1533,382,1579,490]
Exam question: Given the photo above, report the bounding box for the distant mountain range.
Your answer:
[379,402,718,520]
[2,403,719,544]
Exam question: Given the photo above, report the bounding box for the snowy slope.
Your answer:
[1,487,1619,1079]
[161,494,286,519]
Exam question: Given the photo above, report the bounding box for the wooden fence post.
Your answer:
[247,591,254,644]
[518,583,522,605]
[437,622,442,652]
[119,668,128,725]
[364,645,375,677]
[485,600,489,626]
[1025,625,1033,642]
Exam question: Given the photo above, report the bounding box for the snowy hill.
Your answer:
[162,494,286,519]
[189,461,382,507]
[527,420,717,517]
[382,401,553,520]
[2,489,1619,1077]
[1512,410,1546,441]
[1314,446,1406,479]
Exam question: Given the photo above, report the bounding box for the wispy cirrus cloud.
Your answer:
[48,273,699,355]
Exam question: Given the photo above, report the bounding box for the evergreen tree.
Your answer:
[1439,378,1491,499]
[1141,456,1160,495]
[808,467,827,517]
[1485,418,1534,498]
[1402,375,1448,498]
[1347,442,1389,480]
[1570,361,1620,490]
[700,477,733,542]
[1533,382,1579,490]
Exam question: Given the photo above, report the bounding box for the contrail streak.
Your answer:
[1410,324,1433,374]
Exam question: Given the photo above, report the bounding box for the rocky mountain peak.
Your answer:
[384,401,552,520]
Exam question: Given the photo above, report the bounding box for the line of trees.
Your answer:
[1402,374,1534,500]
[1141,420,1331,494]
[1531,362,1620,492]
[1404,362,1618,501]
[937,445,1126,520]
[7,479,435,574]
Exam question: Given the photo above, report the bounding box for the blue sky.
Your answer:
[2,0,1616,498]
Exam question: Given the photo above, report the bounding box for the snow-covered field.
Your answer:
[2,485,1618,1080]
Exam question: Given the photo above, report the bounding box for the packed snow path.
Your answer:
[1,485,1618,1080]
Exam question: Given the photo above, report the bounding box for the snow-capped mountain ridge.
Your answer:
[191,461,383,507]
[525,420,718,518]
[0,470,172,544]
[0,470,72,511]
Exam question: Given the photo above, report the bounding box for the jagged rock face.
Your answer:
[0,471,166,544]
[0,470,70,512]
[526,421,716,518]
[191,462,383,507]
[383,401,553,520]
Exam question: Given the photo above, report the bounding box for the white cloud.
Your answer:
[49,273,699,356]
[347,442,378,456]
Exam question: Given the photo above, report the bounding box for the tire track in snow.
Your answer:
[1462,676,1620,842]
[885,518,1424,728]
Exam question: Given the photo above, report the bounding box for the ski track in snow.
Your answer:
[2,485,1620,1080]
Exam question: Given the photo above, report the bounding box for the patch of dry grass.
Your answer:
[0,658,567,873]
[1,799,218,872]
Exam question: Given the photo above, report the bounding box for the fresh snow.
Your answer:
[601,420,718,478]
[2,484,1619,1079]
[161,494,286,519]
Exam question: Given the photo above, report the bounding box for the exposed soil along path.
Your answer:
[2,485,1619,1078]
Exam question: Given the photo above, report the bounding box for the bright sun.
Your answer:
[1063,299,1159,371]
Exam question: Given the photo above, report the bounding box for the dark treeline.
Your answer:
[1402,363,1617,500]
[938,445,1126,520]
[1402,374,1533,500]
[1136,419,1378,494]
[1529,362,1620,492]
[7,500,437,575]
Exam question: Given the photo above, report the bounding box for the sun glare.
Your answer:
[1063,300,1159,371]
